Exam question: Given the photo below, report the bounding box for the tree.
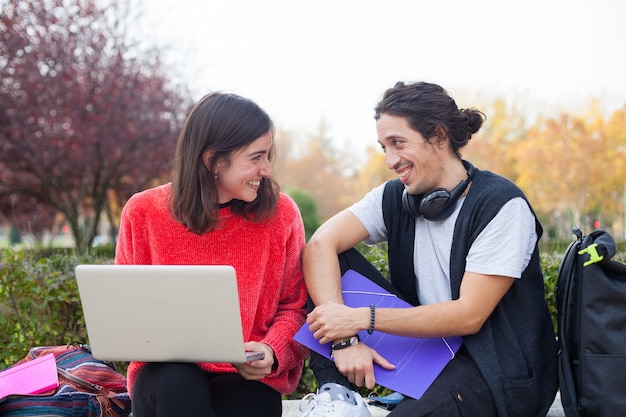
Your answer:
[8,223,22,245]
[464,97,626,239]
[275,121,359,220]
[284,187,321,241]
[514,112,608,236]
[463,97,527,180]
[0,194,57,247]
[353,146,396,195]
[0,0,191,251]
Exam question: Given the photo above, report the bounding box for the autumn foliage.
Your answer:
[0,0,191,250]
[1,1,625,249]
[467,104,626,239]
[276,99,626,242]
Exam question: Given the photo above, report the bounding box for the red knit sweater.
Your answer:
[115,183,309,395]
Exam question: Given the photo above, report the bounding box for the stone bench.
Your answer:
[125,392,565,416]
[281,391,565,416]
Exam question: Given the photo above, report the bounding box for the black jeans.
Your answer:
[308,248,497,417]
[132,362,281,417]
[388,346,496,417]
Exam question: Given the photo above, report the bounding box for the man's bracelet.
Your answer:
[368,304,376,335]
[330,334,360,357]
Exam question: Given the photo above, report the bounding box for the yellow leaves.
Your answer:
[274,100,626,237]
[515,110,624,220]
[474,101,626,234]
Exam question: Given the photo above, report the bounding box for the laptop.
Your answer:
[75,264,264,363]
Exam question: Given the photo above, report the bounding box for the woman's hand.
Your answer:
[232,341,275,380]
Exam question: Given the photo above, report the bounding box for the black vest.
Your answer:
[382,168,558,417]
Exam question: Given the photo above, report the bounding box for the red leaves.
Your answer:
[0,0,192,250]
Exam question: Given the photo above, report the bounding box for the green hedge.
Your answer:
[0,249,111,367]
[1,244,624,399]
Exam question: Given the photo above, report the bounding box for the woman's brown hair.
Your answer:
[169,92,279,235]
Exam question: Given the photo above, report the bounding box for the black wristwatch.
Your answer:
[330,334,360,357]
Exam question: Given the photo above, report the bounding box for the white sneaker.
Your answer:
[299,383,370,417]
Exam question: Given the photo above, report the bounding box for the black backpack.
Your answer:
[555,227,626,417]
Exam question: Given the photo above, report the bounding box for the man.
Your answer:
[299,81,558,417]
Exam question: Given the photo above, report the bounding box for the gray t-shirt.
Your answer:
[348,182,537,304]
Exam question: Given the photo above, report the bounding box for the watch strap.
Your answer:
[330,334,360,357]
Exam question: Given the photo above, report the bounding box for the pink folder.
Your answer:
[0,353,59,400]
[295,269,463,400]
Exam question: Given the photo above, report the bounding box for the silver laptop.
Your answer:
[75,264,264,363]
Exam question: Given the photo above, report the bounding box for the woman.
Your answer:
[115,92,309,417]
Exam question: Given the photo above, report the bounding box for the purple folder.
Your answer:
[0,353,59,400]
[294,269,463,400]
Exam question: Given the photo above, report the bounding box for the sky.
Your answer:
[137,0,626,154]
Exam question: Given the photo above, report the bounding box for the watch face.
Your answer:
[350,336,359,345]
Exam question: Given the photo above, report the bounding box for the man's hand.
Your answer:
[307,302,367,344]
[307,302,396,389]
[332,343,395,389]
